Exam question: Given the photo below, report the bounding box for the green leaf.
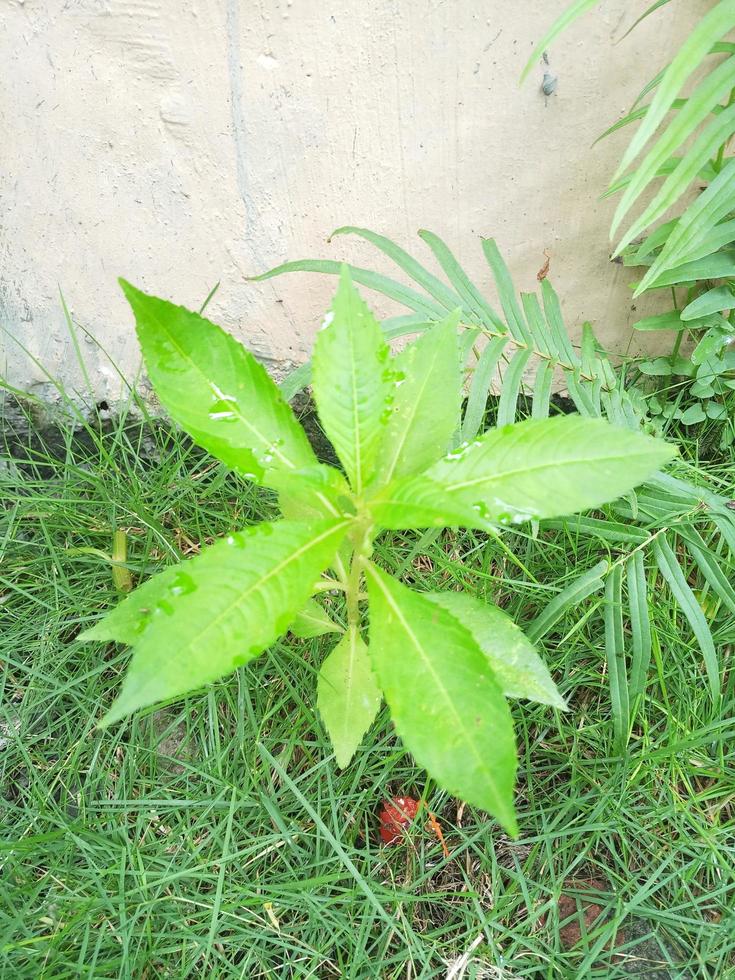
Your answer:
[692,326,729,366]
[605,566,629,750]
[330,226,463,312]
[648,250,735,287]
[312,267,391,493]
[653,536,720,701]
[615,2,735,179]
[84,518,351,726]
[627,552,652,701]
[290,598,342,638]
[119,280,317,482]
[521,0,602,82]
[249,257,447,320]
[639,358,673,376]
[632,311,683,332]
[462,337,508,440]
[681,286,735,321]
[638,159,735,293]
[317,627,382,767]
[679,404,707,425]
[526,560,607,644]
[706,400,729,420]
[365,563,518,833]
[614,100,735,255]
[369,476,497,532]
[612,59,735,244]
[421,416,676,523]
[427,592,567,709]
[374,312,462,484]
[265,463,353,522]
[496,348,532,427]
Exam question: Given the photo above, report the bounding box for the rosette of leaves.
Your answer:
[82,269,674,832]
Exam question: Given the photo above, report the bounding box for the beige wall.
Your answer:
[2,0,707,402]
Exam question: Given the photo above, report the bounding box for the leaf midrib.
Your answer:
[437,446,668,494]
[367,565,511,817]
[138,520,349,675]
[142,302,298,472]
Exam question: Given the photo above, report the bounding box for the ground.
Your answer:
[1,398,734,978]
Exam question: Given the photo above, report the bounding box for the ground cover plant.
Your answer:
[2,357,734,976]
[76,268,676,835]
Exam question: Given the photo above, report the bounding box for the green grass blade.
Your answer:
[605,565,629,751]
[526,560,608,644]
[626,551,652,701]
[653,535,721,702]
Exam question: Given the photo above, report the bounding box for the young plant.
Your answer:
[82,268,676,832]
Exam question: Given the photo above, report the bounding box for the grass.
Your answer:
[1,391,734,979]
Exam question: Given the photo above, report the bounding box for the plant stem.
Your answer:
[345,521,373,630]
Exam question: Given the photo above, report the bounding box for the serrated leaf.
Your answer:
[375,312,462,484]
[120,280,317,482]
[290,598,342,638]
[312,268,391,493]
[427,592,566,709]
[317,627,382,767]
[365,563,518,833]
[422,416,676,523]
[84,518,351,726]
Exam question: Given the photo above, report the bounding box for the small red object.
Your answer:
[378,796,420,844]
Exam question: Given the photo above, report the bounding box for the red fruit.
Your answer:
[378,796,420,845]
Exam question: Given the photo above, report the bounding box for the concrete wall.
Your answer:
[2,0,706,402]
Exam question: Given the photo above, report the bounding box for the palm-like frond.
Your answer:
[251,229,734,745]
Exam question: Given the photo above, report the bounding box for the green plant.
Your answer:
[254,227,735,748]
[81,270,674,832]
[3,387,734,976]
[525,0,735,445]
